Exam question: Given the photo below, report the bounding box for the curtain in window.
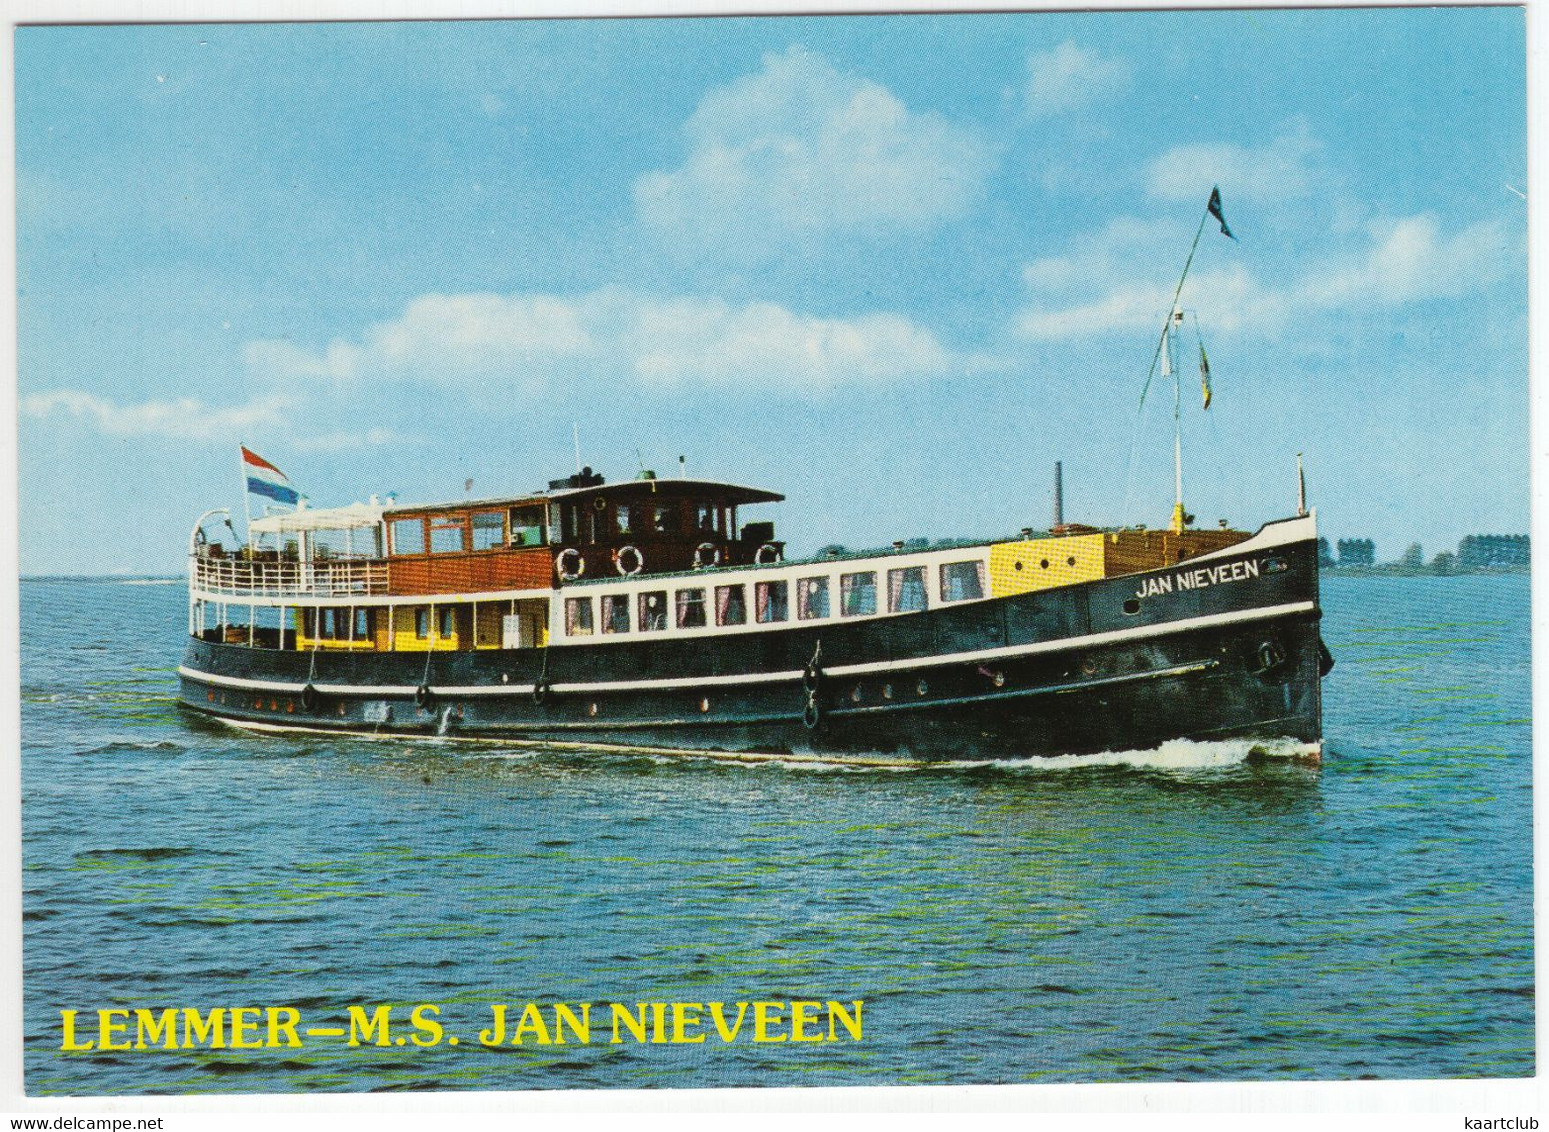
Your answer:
[798,578,829,619]
[717,586,746,625]
[888,566,928,613]
[841,572,876,616]
[639,592,667,631]
[677,589,706,629]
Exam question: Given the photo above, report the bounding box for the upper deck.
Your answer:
[189,469,786,602]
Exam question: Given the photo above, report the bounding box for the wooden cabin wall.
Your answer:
[387,548,552,596]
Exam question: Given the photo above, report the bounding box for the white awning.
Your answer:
[249,502,385,534]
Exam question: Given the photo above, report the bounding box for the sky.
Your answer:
[14,9,1529,574]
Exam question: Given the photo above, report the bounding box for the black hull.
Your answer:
[179,533,1326,762]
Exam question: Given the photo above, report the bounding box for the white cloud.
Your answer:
[634,46,992,245]
[1148,122,1321,204]
[1014,212,1512,342]
[1303,214,1510,307]
[21,390,290,440]
[246,287,961,391]
[1024,42,1130,117]
[292,427,410,452]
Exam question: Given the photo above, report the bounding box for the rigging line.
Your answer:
[421,621,436,688]
[1120,204,1212,517]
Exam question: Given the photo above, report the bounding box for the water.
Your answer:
[20,574,1532,1093]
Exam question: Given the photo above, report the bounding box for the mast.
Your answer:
[1128,187,1234,535]
[1168,309,1186,534]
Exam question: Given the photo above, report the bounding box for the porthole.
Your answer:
[1264,556,1288,574]
[992,671,1006,688]
[700,698,711,713]
[1122,598,1141,615]
[1081,658,1098,676]
[337,703,347,717]
[1040,559,1050,569]
[917,679,929,696]
[851,686,863,703]
[1014,561,1024,571]
[1067,556,1077,567]
[882,684,894,700]
[588,702,599,717]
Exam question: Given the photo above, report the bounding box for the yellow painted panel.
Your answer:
[988,534,1106,597]
[391,632,459,652]
[475,605,506,650]
[296,635,376,651]
[389,606,459,652]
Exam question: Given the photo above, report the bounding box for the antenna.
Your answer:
[572,423,582,475]
[1053,461,1064,527]
[679,455,686,479]
[1297,453,1308,516]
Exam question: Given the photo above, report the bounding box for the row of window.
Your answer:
[564,560,987,636]
[301,606,457,640]
[389,501,741,555]
[390,506,548,556]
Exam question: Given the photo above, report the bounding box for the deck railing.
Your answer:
[191,554,389,597]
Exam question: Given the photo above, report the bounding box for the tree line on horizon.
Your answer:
[1317,534,1529,574]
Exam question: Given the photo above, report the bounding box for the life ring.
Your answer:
[301,683,320,713]
[693,542,721,569]
[614,545,644,576]
[557,547,584,581]
[593,496,607,512]
[755,543,782,566]
[415,684,436,712]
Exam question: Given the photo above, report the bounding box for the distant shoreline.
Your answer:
[1319,565,1530,577]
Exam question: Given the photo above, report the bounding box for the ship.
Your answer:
[177,452,1331,761]
[176,191,1333,762]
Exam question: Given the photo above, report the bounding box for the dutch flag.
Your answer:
[241,446,300,506]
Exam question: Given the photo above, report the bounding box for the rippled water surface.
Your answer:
[20,575,1532,1093]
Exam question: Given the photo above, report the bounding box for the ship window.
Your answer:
[696,503,717,533]
[756,580,789,623]
[676,587,707,629]
[716,584,747,626]
[414,608,430,638]
[639,591,668,632]
[940,561,987,602]
[565,597,595,636]
[602,594,631,634]
[652,505,678,535]
[888,566,929,613]
[438,606,456,638]
[616,505,635,536]
[355,608,373,639]
[392,518,427,556]
[841,571,877,617]
[471,511,505,551]
[798,577,830,620]
[510,506,546,548]
[429,516,467,554]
